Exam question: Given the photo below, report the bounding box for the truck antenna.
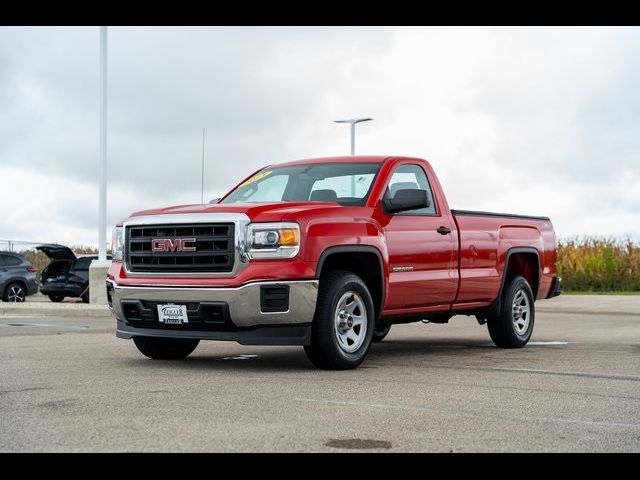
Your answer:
[200,128,205,204]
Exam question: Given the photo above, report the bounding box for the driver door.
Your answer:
[382,164,457,310]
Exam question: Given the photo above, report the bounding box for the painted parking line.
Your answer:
[293,397,640,429]
[487,367,640,382]
[481,340,568,347]
[221,354,259,360]
[0,322,90,329]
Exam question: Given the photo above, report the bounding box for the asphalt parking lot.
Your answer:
[1,296,639,452]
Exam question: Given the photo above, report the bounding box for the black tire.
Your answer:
[133,336,200,360]
[304,270,375,370]
[81,290,90,304]
[487,275,535,348]
[4,282,26,302]
[372,322,391,342]
[48,295,64,303]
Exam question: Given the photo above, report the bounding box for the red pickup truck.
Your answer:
[107,156,560,369]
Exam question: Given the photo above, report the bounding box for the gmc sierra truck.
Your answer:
[107,156,561,369]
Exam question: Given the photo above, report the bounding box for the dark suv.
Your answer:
[37,244,111,303]
[0,252,38,302]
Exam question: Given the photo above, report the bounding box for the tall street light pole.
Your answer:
[333,118,372,155]
[333,117,373,195]
[98,26,108,262]
[89,26,110,305]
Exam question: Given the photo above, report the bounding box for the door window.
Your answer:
[386,164,436,215]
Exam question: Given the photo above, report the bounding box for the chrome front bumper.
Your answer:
[108,279,318,344]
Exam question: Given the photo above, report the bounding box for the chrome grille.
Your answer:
[125,223,235,273]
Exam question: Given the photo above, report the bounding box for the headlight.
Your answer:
[111,226,124,261]
[246,223,300,259]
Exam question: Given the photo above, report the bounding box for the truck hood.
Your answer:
[127,202,342,223]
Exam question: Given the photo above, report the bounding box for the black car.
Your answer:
[37,244,111,303]
[0,252,38,302]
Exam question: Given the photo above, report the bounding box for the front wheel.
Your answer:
[133,336,200,360]
[304,271,375,370]
[487,275,535,348]
[48,295,64,303]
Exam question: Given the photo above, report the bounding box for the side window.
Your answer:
[0,255,6,266]
[386,164,436,215]
[3,255,22,266]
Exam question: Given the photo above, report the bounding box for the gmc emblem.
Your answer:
[151,238,197,253]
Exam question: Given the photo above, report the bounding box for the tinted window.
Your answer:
[3,255,22,266]
[386,164,436,215]
[222,163,381,207]
[0,255,5,266]
[73,257,93,270]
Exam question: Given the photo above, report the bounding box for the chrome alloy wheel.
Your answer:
[334,291,367,353]
[512,288,531,335]
[7,285,26,302]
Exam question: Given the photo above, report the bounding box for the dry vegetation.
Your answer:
[14,240,640,293]
[557,238,640,292]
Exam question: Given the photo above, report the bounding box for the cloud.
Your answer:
[1,26,639,247]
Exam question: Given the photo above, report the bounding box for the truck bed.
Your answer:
[451,209,556,305]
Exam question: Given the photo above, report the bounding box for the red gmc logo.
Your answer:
[151,238,197,253]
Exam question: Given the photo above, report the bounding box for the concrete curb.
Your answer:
[537,295,640,316]
[0,303,112,318]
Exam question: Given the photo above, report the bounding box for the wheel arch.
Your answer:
[3,279,28,299]
[316,246,385,320]
[497,247,541,304]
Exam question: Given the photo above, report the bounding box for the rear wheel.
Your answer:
[4,283,26,302]
[81,290,90,303]
[487,275,535,348]
[372,322,391,342]
[133,337,200,360]
[48,295,64,303]
[304,271,374,370]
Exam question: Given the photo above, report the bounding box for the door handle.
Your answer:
[437,226,451,235]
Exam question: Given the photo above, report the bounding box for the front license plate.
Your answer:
[157,304,189,324]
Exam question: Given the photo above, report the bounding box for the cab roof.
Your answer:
[268,155,391,168]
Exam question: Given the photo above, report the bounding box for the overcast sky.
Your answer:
[1,26,639,248]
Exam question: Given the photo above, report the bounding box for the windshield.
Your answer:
[221,162,381,206]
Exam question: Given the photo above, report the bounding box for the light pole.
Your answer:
[333,118,372,155]
[88,26,111,305]
[98,26,108,262]
[333,118,372,195]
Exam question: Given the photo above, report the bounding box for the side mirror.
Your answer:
[383,189,429,214]
[209,198,220,204]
